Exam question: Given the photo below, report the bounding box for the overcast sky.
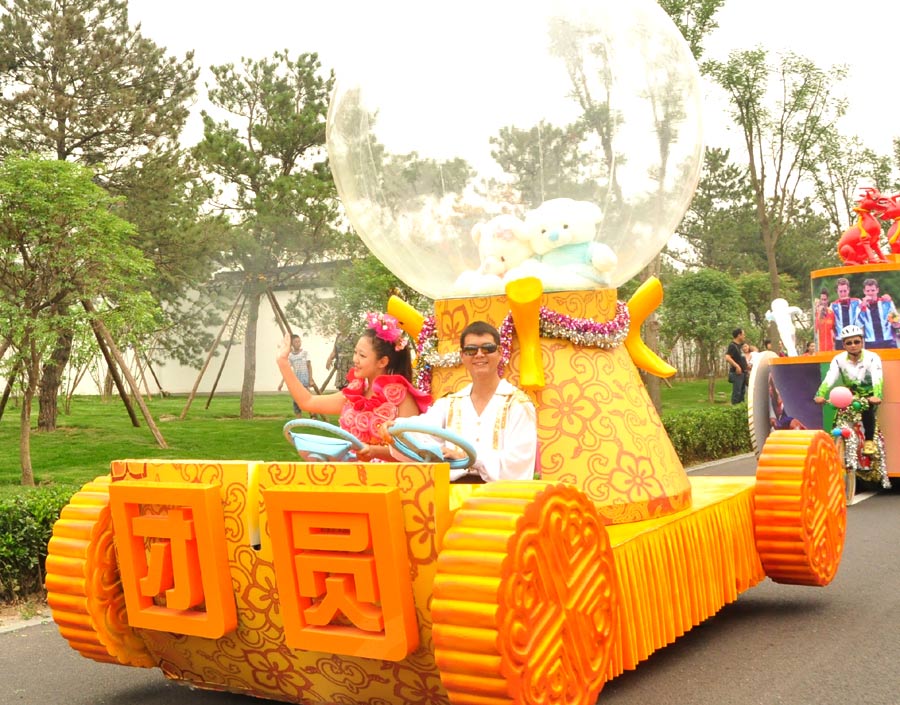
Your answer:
[127,0,899,161]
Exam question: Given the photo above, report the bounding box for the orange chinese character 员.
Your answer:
[263,486,418,661]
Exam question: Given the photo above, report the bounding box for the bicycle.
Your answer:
[823,386,890,503]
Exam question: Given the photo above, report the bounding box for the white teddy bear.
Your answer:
[454,213,534,294]
[505,198,617,289]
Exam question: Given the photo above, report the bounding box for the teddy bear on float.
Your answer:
[453,213,535,294]
[505,197,617,289]
[454,198,617,294]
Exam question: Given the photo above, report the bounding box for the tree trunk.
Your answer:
[37,323,74,431]
[0,359,21,422]
[20,383,35,486]
[240,289,262,420]
[102,368,114,399]
[20,342,38,487]
[82,300,167,448]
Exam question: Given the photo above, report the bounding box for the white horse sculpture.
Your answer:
[765,298,804,356]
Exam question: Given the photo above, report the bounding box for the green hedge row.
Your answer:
[0,406,749,602]
[663,403,753,465]
[0,486,77,603]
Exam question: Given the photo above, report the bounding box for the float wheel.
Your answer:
[45,477,155,667]
[754,430,846,586]
[432,481,618,705]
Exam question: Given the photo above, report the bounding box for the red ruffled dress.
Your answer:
[339,371,432,444]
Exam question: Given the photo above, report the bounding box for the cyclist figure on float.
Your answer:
[813,324,884,456]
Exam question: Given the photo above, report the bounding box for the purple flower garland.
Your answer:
[413,302,630,394]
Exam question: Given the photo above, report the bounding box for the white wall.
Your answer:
[66,289,339,396]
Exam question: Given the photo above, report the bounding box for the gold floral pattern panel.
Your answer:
[126,461,453,705]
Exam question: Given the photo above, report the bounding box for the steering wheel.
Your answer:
[387,418,478,470]
[283,419,365,462]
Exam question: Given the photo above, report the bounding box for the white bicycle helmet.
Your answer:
[839,324,864,340]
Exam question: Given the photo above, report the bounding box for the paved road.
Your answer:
[5,455,898,705]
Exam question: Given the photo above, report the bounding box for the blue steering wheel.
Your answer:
[387,418,478,470]
[283,419,365,462]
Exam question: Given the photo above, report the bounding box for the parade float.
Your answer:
[45,2,848,704]
[748,187,900,497]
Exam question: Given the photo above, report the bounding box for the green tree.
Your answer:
[194,51,345,419]
[0,155,159,485]
[661,269,747,402]
[672,147,761,273]
[0,0,200,430]
[658,0,726,60]
[302,255,432,338]
[734,271,801,346]
[774,199,832,301]
[811,130,892,237]
[644,0,726,411]
[107,151,228,367]
[488,121,593,207]
[704,49,848,300]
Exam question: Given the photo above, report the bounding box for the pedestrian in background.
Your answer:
[725,328,748,404]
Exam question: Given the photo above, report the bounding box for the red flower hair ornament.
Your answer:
[364,312,408,351]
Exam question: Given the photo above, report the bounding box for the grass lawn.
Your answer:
[660,376,731,409]
[0,392,330,496]
[0,378,729,495]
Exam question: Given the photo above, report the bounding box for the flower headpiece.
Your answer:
[364,311,408,351]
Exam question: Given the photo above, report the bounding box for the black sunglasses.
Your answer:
[461,343,499,356]
[843,338,863,346]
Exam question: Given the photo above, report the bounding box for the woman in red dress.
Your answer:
[277,312,431,460]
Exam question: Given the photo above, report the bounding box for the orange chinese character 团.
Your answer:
[109,482,237,638]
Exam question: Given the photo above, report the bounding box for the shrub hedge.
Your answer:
[662,403,753,466]
[0,405,750,602]
[0,485,77,603]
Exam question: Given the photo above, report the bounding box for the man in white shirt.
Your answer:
[412,321,537,483]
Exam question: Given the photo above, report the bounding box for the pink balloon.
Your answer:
[829,386,853,409]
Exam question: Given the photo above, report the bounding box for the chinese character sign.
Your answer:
[264,485,418,661]
[109,482,237,638]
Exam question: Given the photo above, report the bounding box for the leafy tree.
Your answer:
[644,0,726,411]
[194,51,345,419]
[0,0,196,163]
[660,269,747,401]
[488,121,593,207]
[0,155,159,485]
[658,0,726,60]
[301,255,432,339]
[811,130,892,237]
[672,147,761,273]
[734,271,801,346]
[704,49,848,300]
[0,0,200,430]
[774,199,832,301]
[107,151,228,367]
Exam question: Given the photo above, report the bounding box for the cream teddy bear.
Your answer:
[454,213,534,294]
[505,198,617,289]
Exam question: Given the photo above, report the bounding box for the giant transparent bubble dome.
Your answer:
[326,0,704,300]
